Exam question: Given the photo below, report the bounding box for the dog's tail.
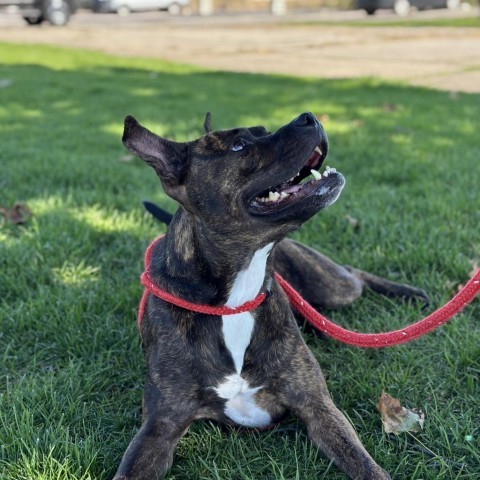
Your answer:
[142,200,173,226]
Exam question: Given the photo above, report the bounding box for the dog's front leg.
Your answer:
[299,397,390,479]
[279,353,390,479]
[113,415,191,480]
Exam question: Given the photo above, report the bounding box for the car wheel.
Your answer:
[365,7,376,14]
[446,0,460,9]
[43,0,71,26]
[393,0,410,16]
[117,5,130,15]
[167,2,181,15]
[23,15,44,24]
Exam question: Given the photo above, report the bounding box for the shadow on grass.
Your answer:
[1,60,478,206]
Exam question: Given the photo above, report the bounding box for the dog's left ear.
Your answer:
[122,116,188,203]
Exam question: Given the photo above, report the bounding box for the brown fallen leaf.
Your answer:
[455,260,479,292]
[377,392,425,435]
[316,114,330,123]
[345,214,360,230]
[0,202,33,224]
[351,119,364,128]
[468,259,479,277]
[382,103,398,112]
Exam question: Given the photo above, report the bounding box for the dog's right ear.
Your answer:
[122,116,188,203]
[203,112,212,133]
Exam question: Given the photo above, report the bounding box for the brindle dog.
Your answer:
[142,199,428,312]
[114,113,425,480]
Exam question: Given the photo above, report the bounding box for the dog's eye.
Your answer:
[231,139,246,152]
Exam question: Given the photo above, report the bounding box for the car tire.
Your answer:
[23,15,44,24]
[365,8,376,14]
[116,5,130,15]
[167,2,181,15]
[43,0,71,25]
[393,0,410,16]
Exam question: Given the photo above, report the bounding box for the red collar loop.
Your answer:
[138,235,267,324]
[141,271,267,316]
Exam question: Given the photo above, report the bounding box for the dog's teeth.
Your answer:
[258,190,291,205]
[315,146,323,155]
[310,169,322,181]
[268,191,280,202]
[323,166,337,178]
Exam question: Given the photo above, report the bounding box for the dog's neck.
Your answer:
[156,208,276,305]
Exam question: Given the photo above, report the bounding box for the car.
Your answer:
[357,0,460,16]
[92,0,189,15]
[0,0,79,24]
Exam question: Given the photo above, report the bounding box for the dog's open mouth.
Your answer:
[248,144,343,216]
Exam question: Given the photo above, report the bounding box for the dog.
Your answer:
[141,199,428,312]
[114,112,424,480]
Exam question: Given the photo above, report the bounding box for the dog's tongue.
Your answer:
[283,184,304,194]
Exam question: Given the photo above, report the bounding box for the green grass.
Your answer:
[0,42,479,480]
[351,16,480,28]
[288,15,480,28]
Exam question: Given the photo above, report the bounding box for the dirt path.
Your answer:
[1,9,479,92]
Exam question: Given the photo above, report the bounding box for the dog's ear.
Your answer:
[203,112,212,134]
[122,116,188,203]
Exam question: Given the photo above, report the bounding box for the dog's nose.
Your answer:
[293,112,317,127]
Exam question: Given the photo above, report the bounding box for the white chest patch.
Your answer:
[215,373,271,427]
[214,243,273,428]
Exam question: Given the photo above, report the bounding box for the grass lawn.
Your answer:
[0,42,479,480]
[288,14,480,28]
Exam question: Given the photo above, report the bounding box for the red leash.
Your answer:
[275,271,479,348]
[139,235,479,348]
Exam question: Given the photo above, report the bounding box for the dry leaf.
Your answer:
[468,259,479,277]
[377,392,424,435]
[382,103,398,112]
[345,214,360,230]
[316,114,330,123]
[351,119,364,128]
[0,202,33,224]
[454,260,479,292]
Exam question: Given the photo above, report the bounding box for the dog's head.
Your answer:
[123,113,344,240]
